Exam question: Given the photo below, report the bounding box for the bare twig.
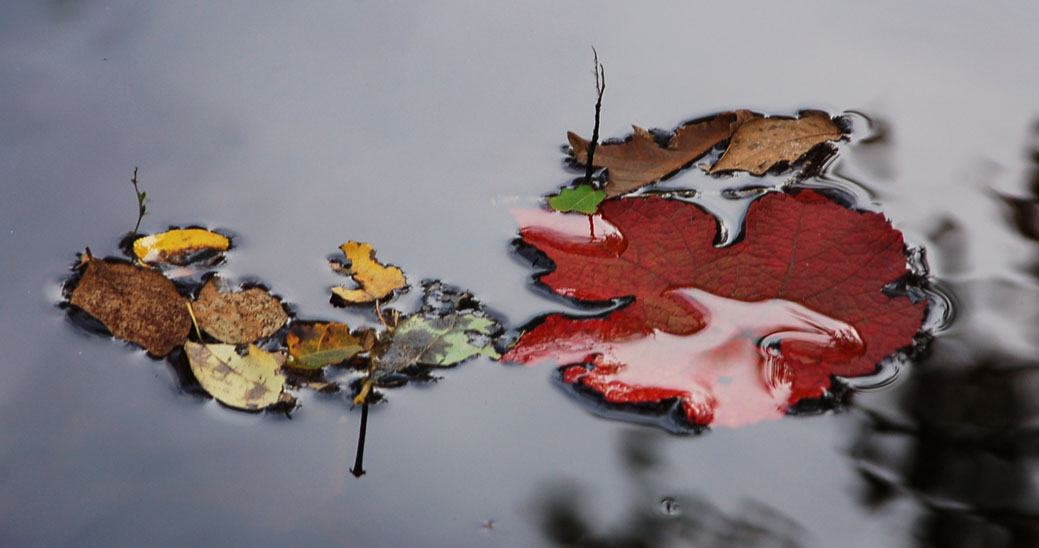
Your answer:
[583,47,605,187]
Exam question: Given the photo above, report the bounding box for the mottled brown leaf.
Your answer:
[193,277,288,344]
[709,111,843,175]
[569,110,755,197]
[69,251,190,356]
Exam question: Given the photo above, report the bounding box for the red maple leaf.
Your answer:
[504,190,927,428]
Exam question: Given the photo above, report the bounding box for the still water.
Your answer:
[2,2,1037,547]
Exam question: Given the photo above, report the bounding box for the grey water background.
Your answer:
[2,2,1037,546]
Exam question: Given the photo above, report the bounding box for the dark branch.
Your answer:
[583,47,605,187]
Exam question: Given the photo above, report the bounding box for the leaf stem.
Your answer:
[185,300,204,341]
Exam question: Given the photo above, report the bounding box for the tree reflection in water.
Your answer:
[849,122,1039,548]
[532,430,812,548]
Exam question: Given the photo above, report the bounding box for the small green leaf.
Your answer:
[548,185,606,214]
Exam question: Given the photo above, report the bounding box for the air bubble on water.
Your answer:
[658,497,681,517]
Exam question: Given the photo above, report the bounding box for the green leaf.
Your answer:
[374,281,501,372]
[548,185,606,214]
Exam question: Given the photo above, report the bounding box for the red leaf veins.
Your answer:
[503,191,926,428]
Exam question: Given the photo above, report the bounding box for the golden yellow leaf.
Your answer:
[133,228,230,265]
[709,111,843,175]
[330,241,407,303]
[184,342,289,410]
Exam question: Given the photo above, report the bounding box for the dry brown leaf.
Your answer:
[330,241,407,304]
[569,110,756,197]
[69,251,190,355]
[709,111,843,175]
[192,277,288,343]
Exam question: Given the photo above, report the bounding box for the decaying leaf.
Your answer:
[132,228,230,265]
[192,277,288,344]
[68,251,190,356]
[569,110,755,197]
[286,322,366,369]
[374,281,501,372]
[549,185,606,215]
[184,341,290,410]
[330,241,407,304]
[709,111,843,175]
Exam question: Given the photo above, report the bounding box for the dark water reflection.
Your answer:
[3,2,1039,547]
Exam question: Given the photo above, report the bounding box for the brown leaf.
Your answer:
[709,111,843,175]
[569,110,756,197]
[69,251,190,356]
[193,277,288,343]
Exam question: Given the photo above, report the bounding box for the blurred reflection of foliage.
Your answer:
[849,123,1039,548]
[532,430,813,548]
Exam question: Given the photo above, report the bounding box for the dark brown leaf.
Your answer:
[69,252,190,356]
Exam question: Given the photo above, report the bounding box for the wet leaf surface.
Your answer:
[286,322,366,369]
[184,342,290,410]
[504,191,927,428]
[375,281,502,372]
[709,111,843,175]
[192,277,288,343]
[568,110,755,196]
[132,228,230,265]
[330,241,407,304]
[549,185,606,214]
[68,251,190,356]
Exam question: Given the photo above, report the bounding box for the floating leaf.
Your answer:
[184,342,290,410]
[286,322,366,369]
[330,241,407,304]
[548,185,606,214]
[568,110,755,197]
[68,251,190,356]
[709,111,843,175]
[375,281,501,372]
[503,191,927,428]
[192,277,288,343]
[132,228,230,265]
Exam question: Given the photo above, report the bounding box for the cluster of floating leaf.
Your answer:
[64,229,502,412]
[514,109,932,430]
[63,108,932,432]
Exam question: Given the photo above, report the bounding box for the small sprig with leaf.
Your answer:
[130,166,148,236]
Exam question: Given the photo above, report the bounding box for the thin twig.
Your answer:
[583,47,605,187]
[130,166,147,235]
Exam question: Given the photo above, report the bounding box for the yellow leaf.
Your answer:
[133,228,230,265]
[330,241,407,303]
[184,342,289,410]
